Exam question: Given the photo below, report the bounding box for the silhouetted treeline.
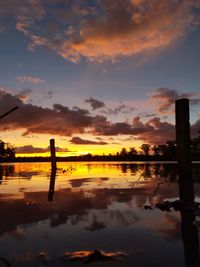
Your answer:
[1,133,200,162]
[115,133,200,161]
[117,141,178,161]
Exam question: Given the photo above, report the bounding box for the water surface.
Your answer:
[0,162,199,266]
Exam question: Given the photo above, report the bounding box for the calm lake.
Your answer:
[0,162,199,267]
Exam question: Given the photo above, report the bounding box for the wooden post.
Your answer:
[176,99,199,266]
[175,98,192,180]
[176,99,194,204]
[50,139,56,168]
[48,139,57,201]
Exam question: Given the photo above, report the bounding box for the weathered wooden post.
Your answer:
[50,139,56,169]
[48,139,57,201]
[176,99,199,266]
[175,98,194,204]
[175,98,192,181]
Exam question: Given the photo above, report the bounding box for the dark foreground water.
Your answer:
[0,162,199,267]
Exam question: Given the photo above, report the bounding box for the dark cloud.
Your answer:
[15,145,69,154]
[135,117,175,145]
[0,88,199,145]
[47,90,53,99]
[101,104,135,115]
[85,97,105,110]
[93,115,175,144]
[0,88,144,140]
[70,136,108,145]
[95,137,105,141]
[94,121,148,136]
[0,88,94,136]
[16,145,48,154]
[151,88,200,113]
[84,98,136,116]
[138,112,157,118]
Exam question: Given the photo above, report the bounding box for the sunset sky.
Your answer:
[0,0,200,156]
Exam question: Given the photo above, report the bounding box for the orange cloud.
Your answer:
[1,0,200,62]
[48,0,200,62]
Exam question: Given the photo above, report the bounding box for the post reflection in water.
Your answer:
[179,177,199,267]
[48,164,56,202]
[48,139,57,202]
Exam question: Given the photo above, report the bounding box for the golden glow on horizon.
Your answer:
[0,130,143,157]
[16,142,142,157]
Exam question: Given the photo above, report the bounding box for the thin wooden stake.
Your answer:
[48,139,57,201]
[0,106,19,120]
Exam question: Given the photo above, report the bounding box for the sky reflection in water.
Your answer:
[0,162,199,267]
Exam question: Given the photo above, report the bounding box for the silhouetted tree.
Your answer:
[141,144,150,156]
[120,148,127,157]
[157,144,168,156]
[166,140,176,158]
[191,133,200,155]
[152,145,160,156]
[0,140,15,159]
[128,147,137,156]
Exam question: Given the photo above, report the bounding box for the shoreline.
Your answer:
[0,157,200,163]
